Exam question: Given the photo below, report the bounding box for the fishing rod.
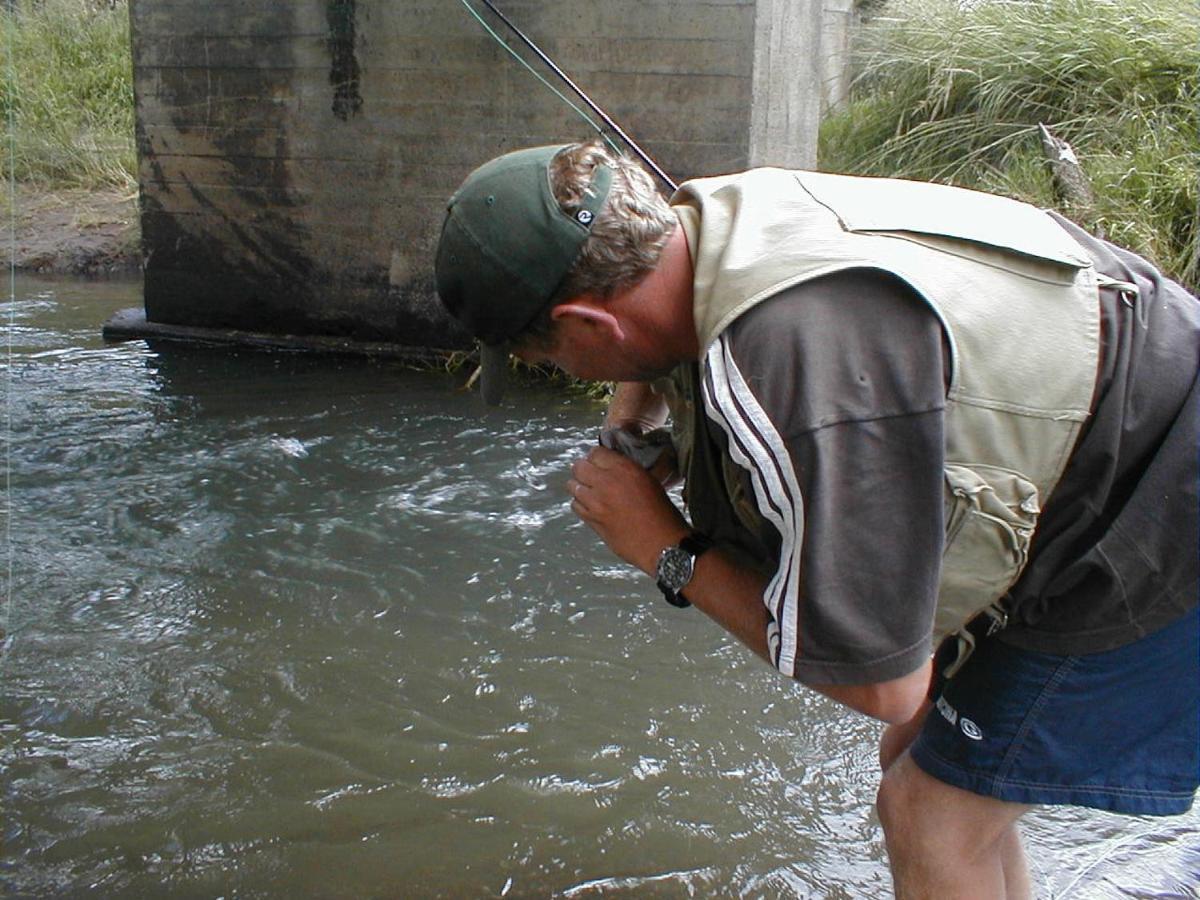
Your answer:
[466,0,679,193]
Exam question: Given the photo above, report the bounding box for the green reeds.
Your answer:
[820,0,1198,291]
[1,0,135,189]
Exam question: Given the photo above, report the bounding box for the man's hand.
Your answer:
[598,425,681,487]
[569,446,775,666]
[567,446,688,574]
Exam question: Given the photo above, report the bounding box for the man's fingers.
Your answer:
[586,445,634,469]
[570,457,596,482]
[572,448,636,489]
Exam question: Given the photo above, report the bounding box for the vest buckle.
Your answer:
[928,603,1010,699]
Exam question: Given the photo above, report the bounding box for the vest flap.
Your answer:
[796,171,1092,270]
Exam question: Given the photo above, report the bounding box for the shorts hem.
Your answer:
[912,742,1198,817]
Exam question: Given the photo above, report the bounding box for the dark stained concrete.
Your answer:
[124,1,850,350]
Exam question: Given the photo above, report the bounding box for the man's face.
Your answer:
[513,316,623,381]
[513,313,671,383]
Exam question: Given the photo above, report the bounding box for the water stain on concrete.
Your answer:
[326,0,363,120]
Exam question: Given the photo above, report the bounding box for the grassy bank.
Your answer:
[820,0,1198,292]
[1,0,135,190]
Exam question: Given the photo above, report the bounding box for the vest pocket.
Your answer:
[937,464,1041,637]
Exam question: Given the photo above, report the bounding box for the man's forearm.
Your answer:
[570,445,929,725]
[638,542,775,665]
[667,551,930,724]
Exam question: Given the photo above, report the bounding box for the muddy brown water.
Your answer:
[2,276,1197,898]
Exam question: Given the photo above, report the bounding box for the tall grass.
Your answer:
[820,0,1198,292]
[1,0,135,189]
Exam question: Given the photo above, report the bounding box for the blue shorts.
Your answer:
[912,607,1199,815]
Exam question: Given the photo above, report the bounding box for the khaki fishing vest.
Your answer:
[663,169,1101,640]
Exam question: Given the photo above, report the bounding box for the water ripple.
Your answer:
[5,278,1198,897]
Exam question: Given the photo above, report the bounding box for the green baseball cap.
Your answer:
[435,144,612,403]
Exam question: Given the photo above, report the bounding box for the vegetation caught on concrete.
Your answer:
[820,0,1198,292]
[2,0,135,189]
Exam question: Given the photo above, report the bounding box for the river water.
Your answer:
[1,276,1196,898]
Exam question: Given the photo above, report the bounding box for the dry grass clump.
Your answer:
[820,0,1198,291]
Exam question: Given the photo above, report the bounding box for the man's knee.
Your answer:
[876,754,1032,898]
[876,760,900,824]
[876,753,919,843]
[876,753,1030,862]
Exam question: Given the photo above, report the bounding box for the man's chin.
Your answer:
[590,372,664,384]
[563,360,675,384]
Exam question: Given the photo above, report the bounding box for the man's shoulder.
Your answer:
[718,266,939,371]
[705,267,947,437]
[724,267,929,336]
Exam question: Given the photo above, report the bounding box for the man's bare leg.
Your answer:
[879,700,931,772]
[999,823,1032,898]
[877,750,1032,899]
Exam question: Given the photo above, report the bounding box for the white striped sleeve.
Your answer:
[701,335,805,674]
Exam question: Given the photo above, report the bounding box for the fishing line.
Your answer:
[2,0,15,657]
[458,0,621,159]
[461,0,677,192]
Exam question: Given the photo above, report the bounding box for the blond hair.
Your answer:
[518,140,676,348]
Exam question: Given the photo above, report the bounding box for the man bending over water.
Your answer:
[433,141,1199,898]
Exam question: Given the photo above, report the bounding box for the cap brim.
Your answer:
[479,342,509,405]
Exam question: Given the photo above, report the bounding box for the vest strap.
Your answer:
[927,602,1009,701]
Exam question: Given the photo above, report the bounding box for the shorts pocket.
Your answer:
[937,464,1041,637]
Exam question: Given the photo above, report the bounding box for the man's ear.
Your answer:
[551,299,626,342]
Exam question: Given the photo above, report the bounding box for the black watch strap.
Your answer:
[659,532,714,608]
[679,532,714,559]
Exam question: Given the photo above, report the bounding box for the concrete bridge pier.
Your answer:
[106,0,856,358]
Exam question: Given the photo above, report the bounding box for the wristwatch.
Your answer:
[655,533,714,608]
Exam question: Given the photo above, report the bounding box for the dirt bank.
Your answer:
[2,185,141,276]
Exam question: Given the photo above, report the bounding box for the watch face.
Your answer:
[657,546,695,592]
